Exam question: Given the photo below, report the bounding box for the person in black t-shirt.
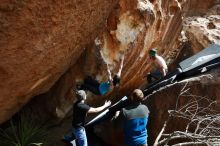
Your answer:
[72,90,111,146]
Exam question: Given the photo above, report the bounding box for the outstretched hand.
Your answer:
[104,100,111,107]
[111,111,120,121]
[120,54,125,61]
[115,111,120,118]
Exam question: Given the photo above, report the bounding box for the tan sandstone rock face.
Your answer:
[0,0,118,123]
[45,0,218,145]
[48,0,186,124]
[184,5,220,52]
[0,0,220,144]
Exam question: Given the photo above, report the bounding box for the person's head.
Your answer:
[149,48,157,59]
[75,90,87,101]
[76,84,82,90]
[130,89,144,103]
[113,74,121,86]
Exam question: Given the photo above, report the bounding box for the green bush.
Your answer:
[0,113,52,146]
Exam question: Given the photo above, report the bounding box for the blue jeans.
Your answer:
[147,70,162,83]
[73,127,88,146]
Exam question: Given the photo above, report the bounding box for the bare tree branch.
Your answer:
[171,141,208,146]
[154,85,220,146]
[153,116,171,146]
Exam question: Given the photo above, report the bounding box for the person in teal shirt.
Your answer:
[77,55,124,95]
[114,89,149,146]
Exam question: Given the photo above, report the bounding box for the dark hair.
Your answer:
[76,84,82,90]
[131,89,144,103]
[75,90,86,101]
[113,74,120,86]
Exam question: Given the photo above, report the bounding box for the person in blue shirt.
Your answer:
[77,55,124,95]
[114,89,149,146]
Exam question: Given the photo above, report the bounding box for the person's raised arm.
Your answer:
[88,100,111,113]
[117,55,124,77]
[107,64,113,82]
